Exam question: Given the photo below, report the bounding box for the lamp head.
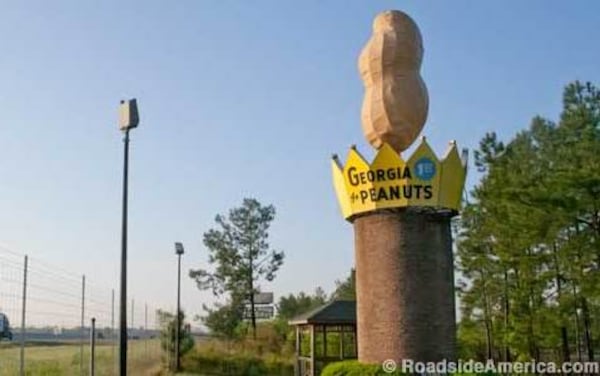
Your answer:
[119,98,139,131]
[175,242,184,255]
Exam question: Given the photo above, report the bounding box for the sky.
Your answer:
[0,1,599,326]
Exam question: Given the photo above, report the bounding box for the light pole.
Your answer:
[174,242,184,371]
[118,99,139,376]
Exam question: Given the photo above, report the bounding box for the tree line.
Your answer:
[456,81,600,362]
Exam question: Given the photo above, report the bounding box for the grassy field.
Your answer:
[0,339,163,375]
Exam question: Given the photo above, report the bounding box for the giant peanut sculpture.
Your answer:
[330,10,465,370]
[359,10,429,153]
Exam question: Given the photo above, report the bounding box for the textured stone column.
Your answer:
[353,208,456,363]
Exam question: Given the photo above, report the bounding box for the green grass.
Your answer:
[0,339,163,376]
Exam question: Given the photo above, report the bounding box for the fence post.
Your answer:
[90,317,96,376]
[131,298,134,364]
[80,275,85,375]
[131,298,134,329]
[144,303,148,359]
[112,288,116,374]
[19,255,28,376]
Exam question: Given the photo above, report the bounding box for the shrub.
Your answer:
[157,309,195,361]
[321,360,404,376]
[321,360,500,376]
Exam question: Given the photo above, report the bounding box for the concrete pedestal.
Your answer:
[353,208,456,364]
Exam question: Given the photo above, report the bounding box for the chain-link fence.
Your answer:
[0,246,164,375]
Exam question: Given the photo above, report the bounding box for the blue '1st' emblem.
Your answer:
[414,157,436,181]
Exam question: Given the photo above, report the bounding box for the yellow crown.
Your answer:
[331,138,468,220]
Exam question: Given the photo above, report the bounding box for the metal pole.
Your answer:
[19,255,28,376]
[131,298,134,362]
[144,303,148,359]
[175,253,181,371]
[131,298,134,332]
[119,129,130,376]
[112,289,115,374]
[80,275,85,376]
[90,317,96,376]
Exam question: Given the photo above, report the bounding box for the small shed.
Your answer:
[288,300,357,376]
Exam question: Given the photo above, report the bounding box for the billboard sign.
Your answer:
[244,305,274,320]
[251,292,274,305]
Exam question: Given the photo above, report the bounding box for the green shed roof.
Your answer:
[288,300,356,325]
